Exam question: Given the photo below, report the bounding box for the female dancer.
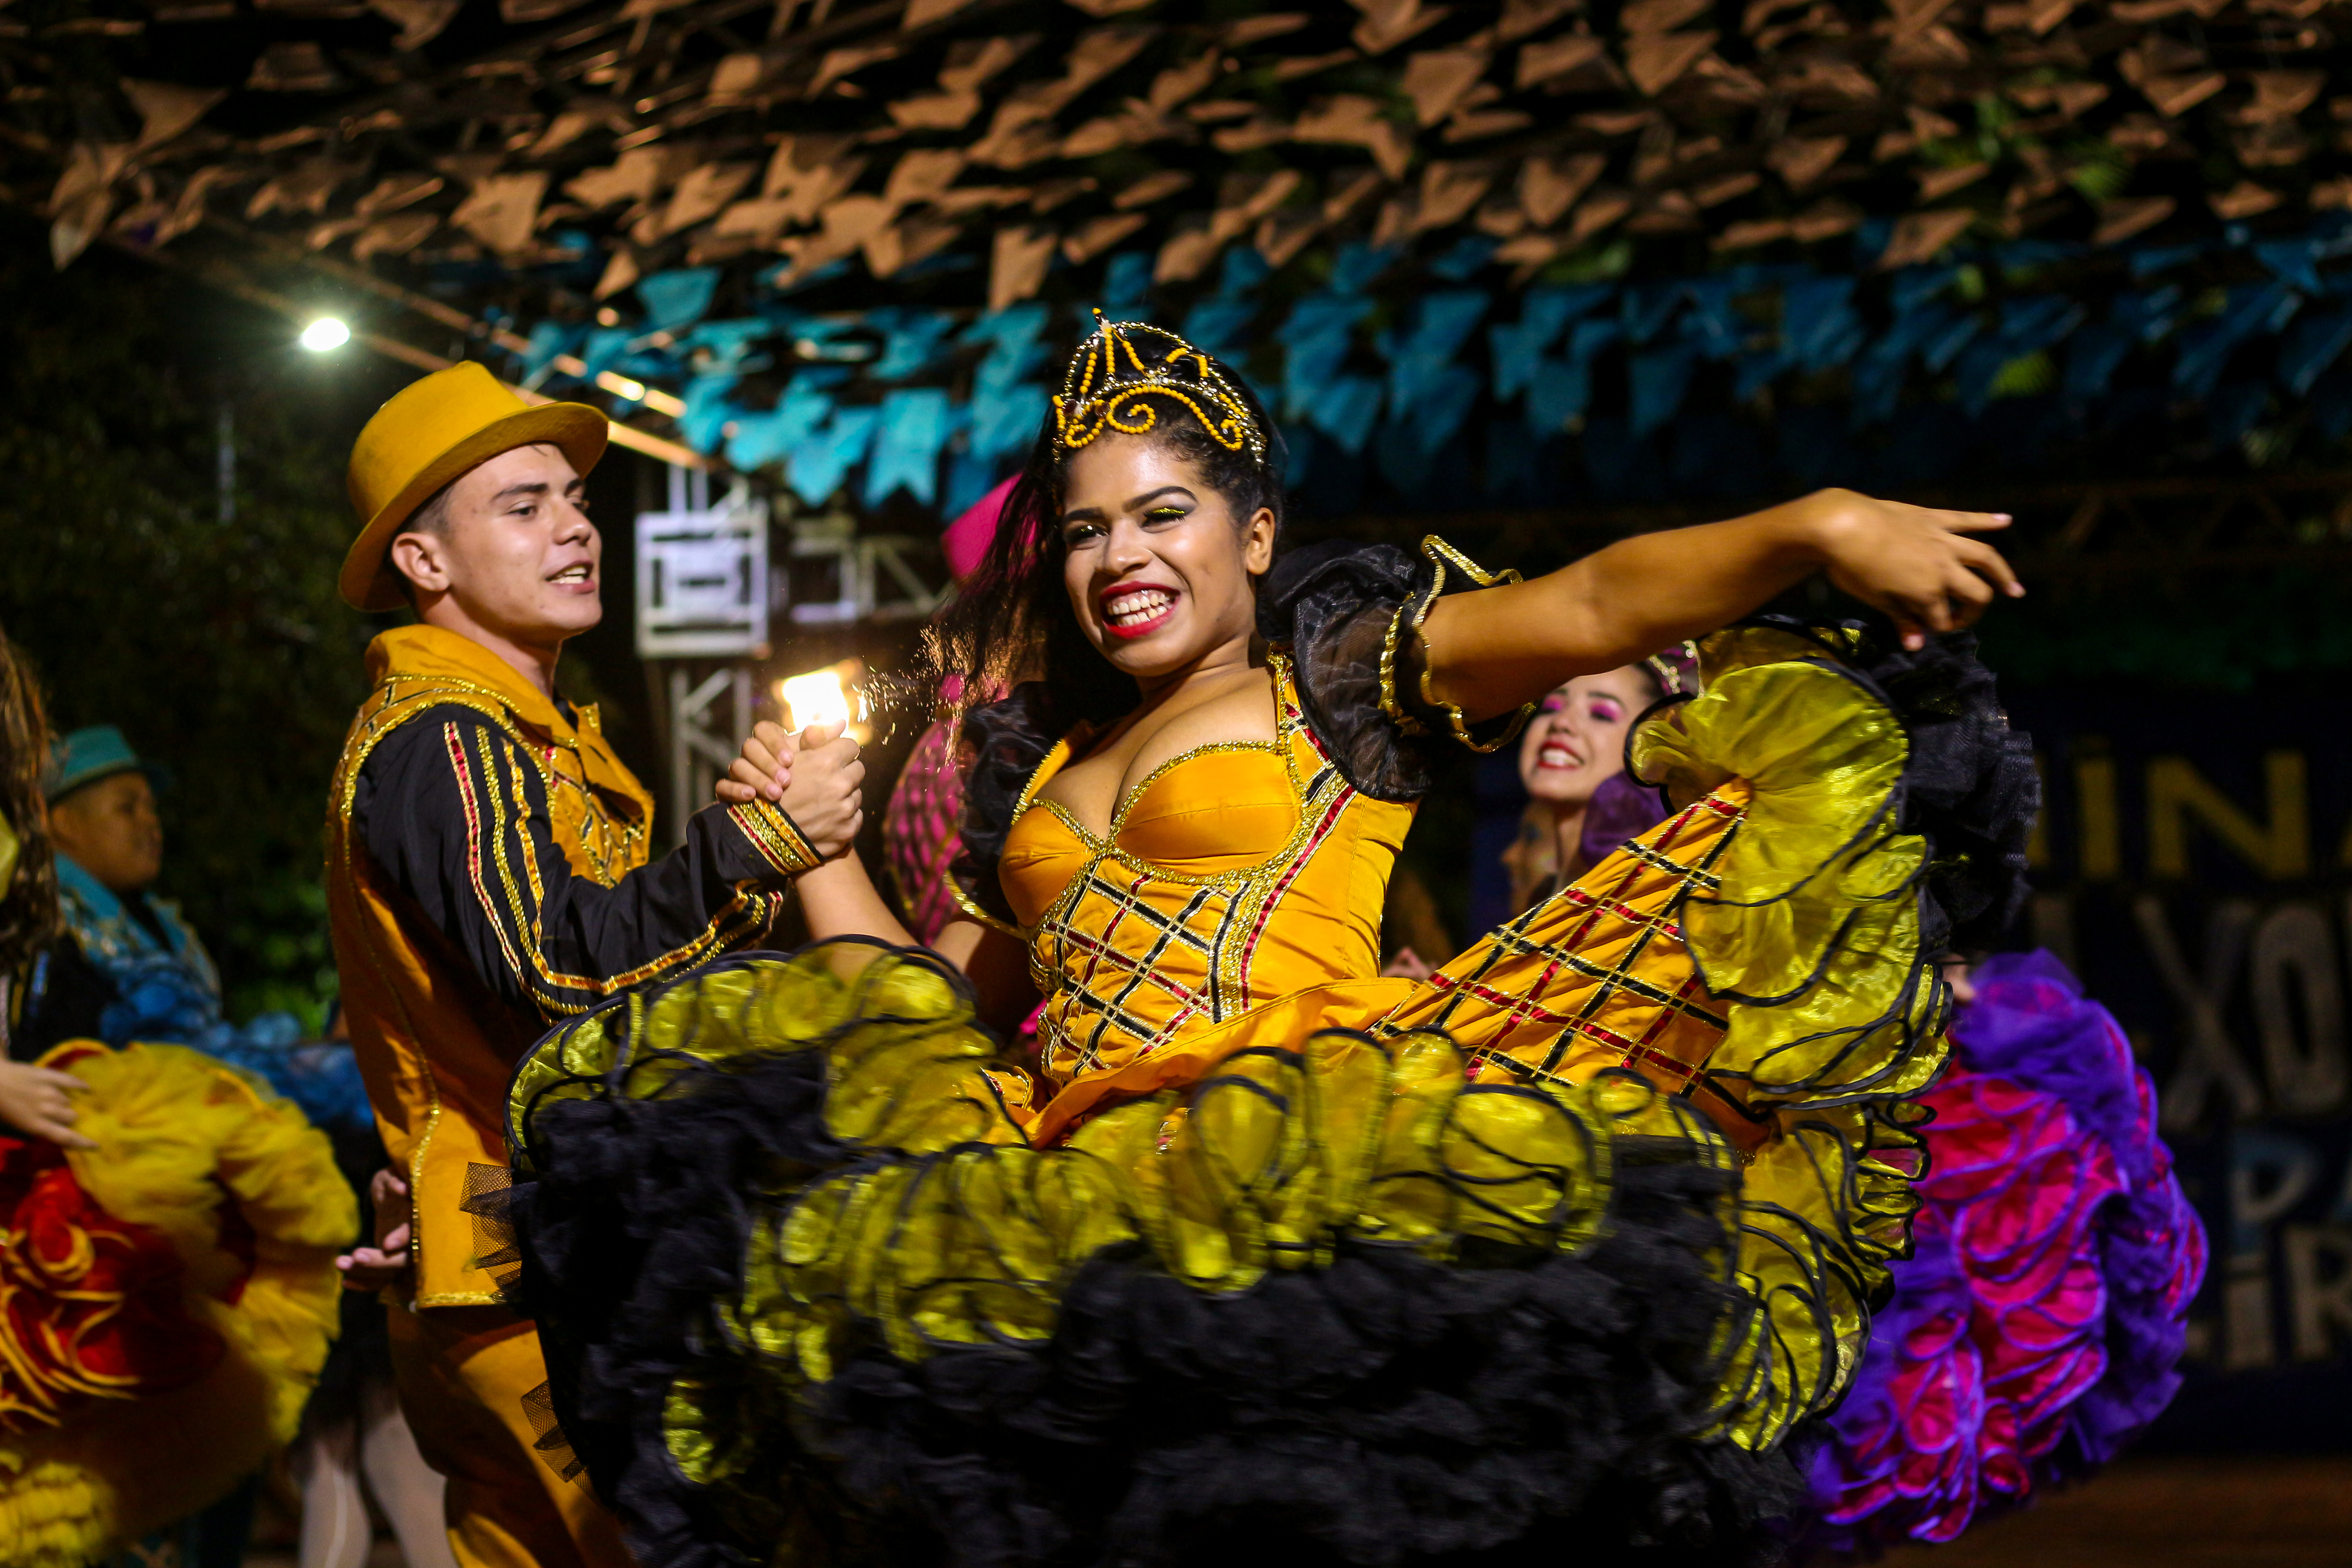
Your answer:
[500,317,2036,1568]
[1499,653,1693,920]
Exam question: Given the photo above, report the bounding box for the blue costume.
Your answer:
[15,725,369,1135]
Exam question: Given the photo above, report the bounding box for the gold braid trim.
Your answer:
[1376,535,1537,753]
[728,801,820,878]
[946,876,1026,941]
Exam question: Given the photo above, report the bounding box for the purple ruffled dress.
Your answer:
[1575,774,2205,1555]
[1800,949,2208,1554]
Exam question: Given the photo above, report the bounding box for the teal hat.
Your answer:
[46,725,161,804]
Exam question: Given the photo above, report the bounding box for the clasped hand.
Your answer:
[714,719,865,859]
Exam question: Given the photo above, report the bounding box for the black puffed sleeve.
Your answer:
[1256,537,1535,802]
[948,683,1058,932]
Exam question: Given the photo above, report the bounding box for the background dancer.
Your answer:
[17,724,370,1131]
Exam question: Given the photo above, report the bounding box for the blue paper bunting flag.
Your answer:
[681,318,772,372]
[2129,243,2205,277]
[1628,344,1700,439]
[1490,284,1613,400]
[1620,281,1683,346]
[1919,309,1980,374]
[1102,252,1153,311]
[942,450,999,519]
[868,309,958,382]
[1214,247,1271,299]
[725,376,840,470]
[1678,277,1743,361]
[1526,358,1591,436]
[1406,364,1482,457]
[1849,338,1911,427]
[2115,285,2183,343]
[638,268,721,334]
[1784,277,1864,371]
[1328,242,1398,296]
[787,407,881,507]
[1888,265,1960,315]
[1279,292,1377,417]
[2063,324,2136,404]
[1955,340,2022,416]
[864,388,951,506]
[2254,238,2326,298]
[1182,299,1259,358]
[1427,235,1499,281]
[2176,279,2302,401]
[523,321,583,382]
[960,302,1051,351]
[578,326,632,382]
[677,372,741,453]
[2276,306,2352,397]
[1313,375,1384,455]
[1384,290,1490,411]
[1733,347,1789,402]
[970,382,1050,463]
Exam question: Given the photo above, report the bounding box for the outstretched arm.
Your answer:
[1422,489,2022,721]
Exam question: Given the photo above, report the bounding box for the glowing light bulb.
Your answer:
[610,376,646,401]
[299,317,351,352]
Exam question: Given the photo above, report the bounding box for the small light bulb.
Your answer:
[611,376,646,401]
[299,317,351,352]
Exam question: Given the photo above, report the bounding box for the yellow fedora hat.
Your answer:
[341,361,610,612]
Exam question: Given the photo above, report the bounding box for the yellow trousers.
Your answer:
[388,1304,634,1568]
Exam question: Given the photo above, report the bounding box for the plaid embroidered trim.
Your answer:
[1374,787,1749,1092]
[1017,652,1368,1086]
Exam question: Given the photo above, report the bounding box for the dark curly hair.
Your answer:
[0,626,59,977]
[921,356,1287,738]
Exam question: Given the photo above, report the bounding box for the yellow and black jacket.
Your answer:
[327,624,809,1306]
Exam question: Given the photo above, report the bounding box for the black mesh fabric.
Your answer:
[950,683,1060,929]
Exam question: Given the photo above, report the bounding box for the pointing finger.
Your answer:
[1953,535,2025,598]
[1936,510,2013,534]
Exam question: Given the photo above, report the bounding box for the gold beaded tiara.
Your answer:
[1051,311,1268,465]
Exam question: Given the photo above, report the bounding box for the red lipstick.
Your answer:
[1099,580,1179,641]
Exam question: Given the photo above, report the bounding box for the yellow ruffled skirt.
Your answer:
[500,627,1997,1568]
[0,1042,353,1568]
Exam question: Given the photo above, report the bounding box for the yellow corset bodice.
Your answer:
[999,654,1415,1089]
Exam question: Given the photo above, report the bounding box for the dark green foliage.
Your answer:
[0,216,403,1030]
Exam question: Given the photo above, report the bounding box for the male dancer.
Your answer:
[326,363,860,1568]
